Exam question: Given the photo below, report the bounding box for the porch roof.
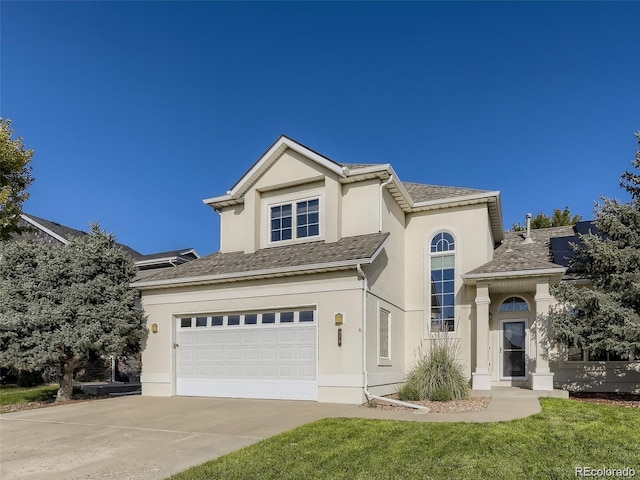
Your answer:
[463,226,572,283]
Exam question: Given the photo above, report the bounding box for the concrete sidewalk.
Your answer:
[347,387,568,423]
[0,389,565,480]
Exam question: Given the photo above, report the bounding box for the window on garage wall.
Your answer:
[378,307,391,366]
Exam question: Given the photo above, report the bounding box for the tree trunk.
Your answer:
[56,356,76,402]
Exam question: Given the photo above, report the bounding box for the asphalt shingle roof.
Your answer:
[401,182,490,203]
[133,232,390,285]
[466,225,576,276]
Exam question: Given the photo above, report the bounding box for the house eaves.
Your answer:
[132,254,384,290]
[132,232,389,290]
[462,266,566,284]
[411,192,504,243]
[203,135,347,210]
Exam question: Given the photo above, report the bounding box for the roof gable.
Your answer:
[203,135,346,208]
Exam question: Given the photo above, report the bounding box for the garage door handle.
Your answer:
[173,343,179,348]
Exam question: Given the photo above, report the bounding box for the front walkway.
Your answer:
[350,387,569,423]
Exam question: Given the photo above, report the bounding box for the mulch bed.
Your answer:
[363,395,491,413]
[569,391,640,409]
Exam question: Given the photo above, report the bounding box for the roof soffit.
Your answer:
[203,136,346,209]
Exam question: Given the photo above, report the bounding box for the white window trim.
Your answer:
[377,305,392,366]
[267,195,322,246]
[428,231,457,334]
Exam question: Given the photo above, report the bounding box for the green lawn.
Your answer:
[169,398,640,480]
[0,384,59,407]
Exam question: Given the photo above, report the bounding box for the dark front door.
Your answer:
[501,321,526,379]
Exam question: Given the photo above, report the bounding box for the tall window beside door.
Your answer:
[430,232,455,332]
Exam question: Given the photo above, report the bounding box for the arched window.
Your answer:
[499,297,529,313]
[430,232,455,332]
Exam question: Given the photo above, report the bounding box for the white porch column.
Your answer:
[472,284,491,390]
[532,280,554,390]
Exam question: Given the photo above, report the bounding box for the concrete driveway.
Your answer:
[0,396,357,480]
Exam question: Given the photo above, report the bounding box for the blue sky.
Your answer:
[2,1,639,256]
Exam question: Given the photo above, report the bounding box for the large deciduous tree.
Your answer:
[550,132,640,360]
[0,225,146,401]
[0,119,34,240]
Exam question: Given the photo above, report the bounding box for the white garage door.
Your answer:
[175,309,317,400]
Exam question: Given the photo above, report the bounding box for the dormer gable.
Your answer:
[203,135,346,210]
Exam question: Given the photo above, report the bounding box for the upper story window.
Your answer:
[430,232,455,332]
[499,297,529,313]
[270,198,320,243]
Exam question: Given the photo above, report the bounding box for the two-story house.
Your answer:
[132,135,640,403]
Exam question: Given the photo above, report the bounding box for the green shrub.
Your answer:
[397,383,421,401]
[429,387,453,402]
[404,338,469,401]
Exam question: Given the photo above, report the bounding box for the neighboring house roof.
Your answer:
[19,214,144,259]
[203,135,504,242]
[16,213,198,271]
[131,232,390,289]
[463,223,596,282]
[136,249,201,270]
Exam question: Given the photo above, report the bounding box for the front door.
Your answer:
[501,320,527,379]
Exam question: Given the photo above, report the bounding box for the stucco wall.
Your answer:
[140,271,369,403]
[403,204,495,377]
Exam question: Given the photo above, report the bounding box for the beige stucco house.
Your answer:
[132,136,640,403]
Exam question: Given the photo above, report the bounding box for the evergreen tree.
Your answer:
[511,207,582,231]
[0,119,34,240]
[550,132,640,360]
[0,225,146,400]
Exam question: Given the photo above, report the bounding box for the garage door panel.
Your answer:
[259,347,277,361]
[279,347,295,361]
[242,331,259,344]
[176,319,317,401]
[297,345,315,361]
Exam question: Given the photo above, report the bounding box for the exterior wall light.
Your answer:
[151,323,159,334]
[334,313,344,326]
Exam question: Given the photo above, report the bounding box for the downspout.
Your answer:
[379,176,394,233]
[357,263,428,411]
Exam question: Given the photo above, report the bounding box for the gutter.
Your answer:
[379,176,394,232]
[462,267,566,283]
[356,263,428,411]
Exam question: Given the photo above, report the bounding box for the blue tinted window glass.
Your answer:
[262,313,276,324]
[195,317,207,327]
[244,314,257,325]
[280,312,294,323]
[228,315,240,326]
[300,310,314,322]
[212,316,223,326]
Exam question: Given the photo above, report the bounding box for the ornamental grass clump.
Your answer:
[404,339,469,401]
